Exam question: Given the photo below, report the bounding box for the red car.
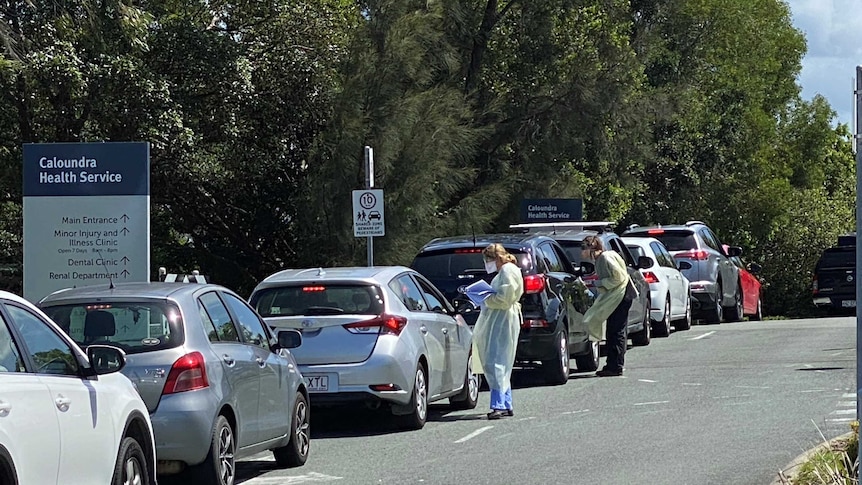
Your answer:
[723,245,764,320]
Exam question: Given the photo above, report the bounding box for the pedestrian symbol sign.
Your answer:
[353,189,384,237]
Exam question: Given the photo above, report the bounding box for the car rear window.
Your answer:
[42,301,184,354]
[251,284,384,317]
[556,241,584,264]
[411,248,532,277]
[635,230,697,251]
[817,248,856,269]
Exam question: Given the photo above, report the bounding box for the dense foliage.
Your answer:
[0,0,855,315]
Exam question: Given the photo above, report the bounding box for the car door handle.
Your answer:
[442,328,448,335]
[55,395,71,412]
[419,325,428,335]
[222,354,235,367]
[0,400,10,417]
[255,357,267,368]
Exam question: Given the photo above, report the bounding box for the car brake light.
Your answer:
[163,352,209,395]
[812,276,819,294]
[302,286,325,292]
[643,271,659,284]
[647,229,665,235]
[524,274,545,294]
[674,250,709,261]
[454,249,483,254]
[343,314,408,336]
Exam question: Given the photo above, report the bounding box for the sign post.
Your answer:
[22,142,150,302]
[353,146,384,266]
[855,65,861,468]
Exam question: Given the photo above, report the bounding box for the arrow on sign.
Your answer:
[121,227,130,236]
[121,214,130,222]
[121,269,130,278]
[121,256,130,265]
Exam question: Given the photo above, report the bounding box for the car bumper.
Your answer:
[515,328,560,361]
[150,391,219,467]
[299,352,414,407]
[813,296,856,309]
[689,281,719,313]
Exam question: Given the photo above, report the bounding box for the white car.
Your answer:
[622,236,693,335]
[0,290,156,485]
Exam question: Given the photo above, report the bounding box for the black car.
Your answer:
[410,234,595,384]
[510,223,653,345]
[813,234,856,315]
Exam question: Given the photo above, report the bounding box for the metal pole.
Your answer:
[855,65,861,468]
[365,146,374,267]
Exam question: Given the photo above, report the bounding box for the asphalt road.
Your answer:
[228,316,856,485]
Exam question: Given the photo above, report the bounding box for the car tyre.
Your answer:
[542,328,569,385]
[653,297,671,338]
[705,282,723,324]
[273,392,310,468]
[111,436,150,485]
[0,446,18,485]
[673,293,692,331]
[751,295,763,321]
[631,302,651,346]
[398,363,428,430]
[574,340,600,372]
[725,283,744,322]
[450,353,480,410]
[192,415,235,485]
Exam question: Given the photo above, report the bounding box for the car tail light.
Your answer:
[642,271,659,284]
[163,352,209,395]
[812,276,819,294]
[369,383,402,391]
[302,286,325,292]
[343,314,408,336]
[454,249,483,254]
[647,229,665,235]
[582,273,598,286]
[522,318,549,328]
[524,275,545,294]
[674,250,709,261]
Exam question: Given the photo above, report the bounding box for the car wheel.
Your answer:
[542,328,569,385]
[631,303,651,346]
[674,293,692,331]
[450,352,480,410]
[192,415,235,485]
[0,446,18,485]
[725,283,744,322]
[653,297,671,338]
[273,392,310,468]
[398,363,428,430]
[705,282,723,324]
[111,436,150,485]
[574,340,600,372]
[751,295,763,321]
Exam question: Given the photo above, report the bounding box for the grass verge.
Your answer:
[782,421,859,485]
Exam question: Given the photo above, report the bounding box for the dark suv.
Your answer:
[512,224,653,346]
[813,234,856,315]
[623,221,743,324]
[410,234,595,384]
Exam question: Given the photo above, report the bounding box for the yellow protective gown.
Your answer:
[583,250,631,341]
[472,262,523,392]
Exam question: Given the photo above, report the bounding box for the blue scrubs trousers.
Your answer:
[490,387,512,411]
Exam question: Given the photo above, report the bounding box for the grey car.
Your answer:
[39,282,310,485]
[623,221,743,324]
[249,266,479,430]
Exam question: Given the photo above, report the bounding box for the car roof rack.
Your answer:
[685,220,706,227]
[159,268,209,284]
[509,221,616,234]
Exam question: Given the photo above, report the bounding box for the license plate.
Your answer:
[842,300,856,308]
[304,375,329,392]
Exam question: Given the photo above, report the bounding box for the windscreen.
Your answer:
[817,248,856,269]
[42,301,184,354]
[641,230,697,251]
[251,284,384,317]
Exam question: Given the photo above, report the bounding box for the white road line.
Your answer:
[843,393,857,398]
[242,472,344,484]
[690,331,715,340]
[562,409,590,415]
[682,383,702,386]
[827,418,856,423]
[516,416,536,422]
[831,409,856,415]
[798,389,827,393]
[735,385,770,389]
[455,426,493,443]
[638,379,656,383]
[838,401,857,407]
[633,400,669,406]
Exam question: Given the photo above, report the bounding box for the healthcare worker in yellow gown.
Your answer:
[473,243,524,420]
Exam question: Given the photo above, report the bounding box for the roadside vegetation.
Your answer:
[784,422,859,485]
[0,0,855,314]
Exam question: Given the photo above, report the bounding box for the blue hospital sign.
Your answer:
[23,142,151,302]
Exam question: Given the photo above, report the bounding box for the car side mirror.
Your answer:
[87,345,126,375]
[637,256,654,269]
[277,329,302,349]
[574,261,595,276]
[747,262,762,274]
[677,260,692,270]
[726,246,743,257]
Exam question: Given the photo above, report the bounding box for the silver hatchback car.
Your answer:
[249,266,479,430]
[39,282,309,485]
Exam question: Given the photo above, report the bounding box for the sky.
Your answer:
[785,0,862,129]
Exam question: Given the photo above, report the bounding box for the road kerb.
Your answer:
[769,431,856,485]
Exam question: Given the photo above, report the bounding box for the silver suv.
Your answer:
[623,221,743,324]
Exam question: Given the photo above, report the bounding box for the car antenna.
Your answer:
[96,249,115,289]
[471,225,477,246]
